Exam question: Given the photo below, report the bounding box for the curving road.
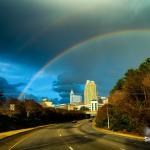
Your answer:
[0,120,149,150]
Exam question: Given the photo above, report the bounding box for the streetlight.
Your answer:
[107,103,110,129]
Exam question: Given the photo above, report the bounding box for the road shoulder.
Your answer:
[92,120,144,141]
[0,124,54,140]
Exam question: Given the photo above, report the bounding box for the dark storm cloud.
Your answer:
[1,0,150,69]
[0,77,25,98]
[0,77,38,100]
[0,0,66,68]
[53,73,84,103]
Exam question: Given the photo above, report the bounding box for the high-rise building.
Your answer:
[70,90,82,104]
[84,80,98,105]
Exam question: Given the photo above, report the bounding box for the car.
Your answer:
[72,120,77,123]
[144,137,150,142]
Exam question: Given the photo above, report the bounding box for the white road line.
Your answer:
[120,148,126,150]
[58,129,62,137]
[68,146,74,150]
[9,133,32,150]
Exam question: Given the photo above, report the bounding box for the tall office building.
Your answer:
[84,80,98,105]
[70,90,82,104]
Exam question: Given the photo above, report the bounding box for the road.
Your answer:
[0,120,149,150]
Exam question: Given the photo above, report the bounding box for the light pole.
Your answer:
[107,103,110,129]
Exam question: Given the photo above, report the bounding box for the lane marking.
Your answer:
[69,146,74,150]
[8,133,32,150]
[120,148,126,150]
[9,124,57,150]
[18,143,50,150]
[58,129,62,137]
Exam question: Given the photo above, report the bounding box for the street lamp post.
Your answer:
[107,104,110,129]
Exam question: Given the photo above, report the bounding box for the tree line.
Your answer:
[96,58,150,135]
[0,97,86,132]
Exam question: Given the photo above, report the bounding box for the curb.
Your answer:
[92,120,144,141]
[0,124,54,140]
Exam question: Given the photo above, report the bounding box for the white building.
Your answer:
[70,90,82,104]
[91,100,98,111]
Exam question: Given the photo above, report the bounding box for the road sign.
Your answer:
[9,104,15,111]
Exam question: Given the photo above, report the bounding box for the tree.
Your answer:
[96,57,150,134]
[139,58,150,73]
[109,90,123,105]
[24,100,42,118]
[142,73,150,106]
[80,106,89,111]
[110,78,125,94]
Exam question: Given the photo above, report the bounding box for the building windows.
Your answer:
[92,103,94,111]
[95,103,97,111]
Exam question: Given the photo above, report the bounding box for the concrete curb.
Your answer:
[92,120,144,141]
[0,124,54,140]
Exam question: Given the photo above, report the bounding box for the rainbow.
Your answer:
[18,28,150,99]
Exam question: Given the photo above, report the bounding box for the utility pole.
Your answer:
[107,104,110,129]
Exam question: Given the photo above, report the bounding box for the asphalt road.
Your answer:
[0,120,150,150]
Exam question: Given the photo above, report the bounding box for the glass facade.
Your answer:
[84,80,98,105]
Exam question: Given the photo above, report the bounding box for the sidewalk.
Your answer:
[0,124,53,140]
[92,120,144,141]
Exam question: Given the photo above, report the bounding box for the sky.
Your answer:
[1,0,150,103]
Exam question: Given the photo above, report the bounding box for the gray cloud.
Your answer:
[53,73,84,103]
[0,77,23,98]
[0,77,37,100]
[1,0,150,69]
